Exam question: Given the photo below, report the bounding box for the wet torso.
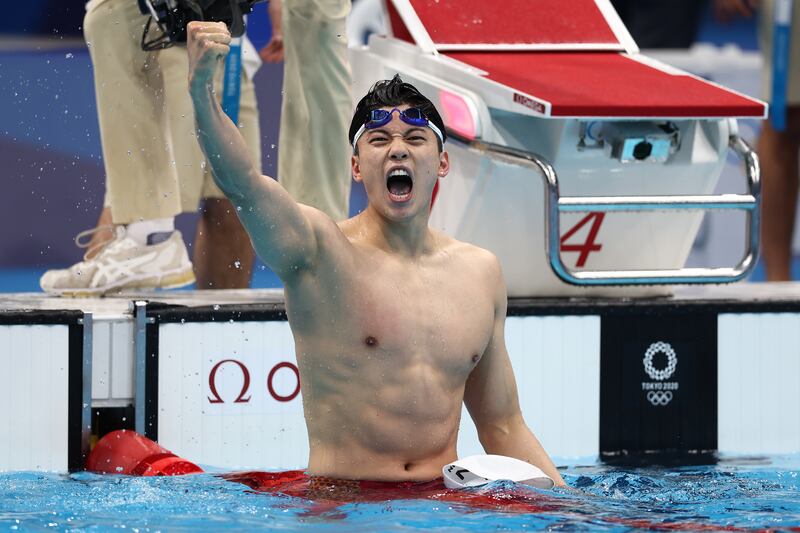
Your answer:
[283,220,498,481]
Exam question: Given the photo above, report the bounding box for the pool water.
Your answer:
[1,457,798,532]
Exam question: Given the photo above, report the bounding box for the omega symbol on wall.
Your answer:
[207,359,301,404]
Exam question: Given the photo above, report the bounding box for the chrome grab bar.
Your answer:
[448,133,760,286]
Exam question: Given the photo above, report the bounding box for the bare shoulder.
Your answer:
[299,203,349,241]
[435,232,508,319]
[435,231,504,284]
[288,203,353,270]
[336,213,362,238]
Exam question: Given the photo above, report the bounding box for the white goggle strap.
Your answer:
[351,121,445,150]
[351,123,367,150]
[427,121,445,145]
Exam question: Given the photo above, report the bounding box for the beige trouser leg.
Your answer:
[279,0,352,222]
[759,0,800,105]
[758,1,800,280]
[84,0,261,224]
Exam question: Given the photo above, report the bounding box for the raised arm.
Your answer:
[463,257,565,486]
[186,21,322,278]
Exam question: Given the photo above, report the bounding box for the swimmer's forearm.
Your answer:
[481,418,566,486]
[190,81,260,199]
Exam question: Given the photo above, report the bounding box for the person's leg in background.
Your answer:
[68,0,176,261]
[757,0,800,281]
[759,107,800,281]
[41,0,194,295]
[84,206,114,259]
[278,0,352,222]
[193,198,255,288]
[88,1,185,226]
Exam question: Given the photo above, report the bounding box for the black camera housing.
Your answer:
[139,0,262,51]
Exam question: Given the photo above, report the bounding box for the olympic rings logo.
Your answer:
[643,341,677,381]
[647,390,673,406]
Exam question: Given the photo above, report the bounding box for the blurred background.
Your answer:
[0,0,795,292]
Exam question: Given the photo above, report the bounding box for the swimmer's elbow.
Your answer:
[476,413,526,451]
[212,167,267,201]
[477,427,509,453]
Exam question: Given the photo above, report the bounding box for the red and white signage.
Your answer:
[157,320,308,470]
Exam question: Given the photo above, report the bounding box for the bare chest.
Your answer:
[342,269,495,374]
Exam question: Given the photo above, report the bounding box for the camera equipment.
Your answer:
[138,0,264,51]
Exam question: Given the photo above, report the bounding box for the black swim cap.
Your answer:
[349,74,446,151]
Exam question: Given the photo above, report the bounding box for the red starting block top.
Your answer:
[387,0,767,119]
[389,0,637,52]
[447,51,767,118]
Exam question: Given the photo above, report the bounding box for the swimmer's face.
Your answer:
[351,104,449,220]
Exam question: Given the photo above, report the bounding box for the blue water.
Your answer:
[1,457,798,532]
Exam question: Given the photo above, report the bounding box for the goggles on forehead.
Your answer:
[352,107,445,149]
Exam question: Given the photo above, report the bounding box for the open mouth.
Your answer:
[386,168,413,201]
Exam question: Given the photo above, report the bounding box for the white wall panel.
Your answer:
[110,320,134,400]
[457,315,601,461]
[91,319,134,405]
[718,313,800,454]
[92,321,111,400]
[157,321,307,470]
[0,325,70,471]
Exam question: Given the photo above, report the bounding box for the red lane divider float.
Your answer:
[86,430,203,476]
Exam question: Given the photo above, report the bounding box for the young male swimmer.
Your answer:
[186,21,565,487]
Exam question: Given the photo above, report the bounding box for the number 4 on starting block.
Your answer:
[560,212,605,267]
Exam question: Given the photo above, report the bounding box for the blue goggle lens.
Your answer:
[366,108,429,129]
[351,106,444,149]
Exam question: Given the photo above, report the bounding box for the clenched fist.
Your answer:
[187,21,232,91]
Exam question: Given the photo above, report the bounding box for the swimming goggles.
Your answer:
[352,107,445,148]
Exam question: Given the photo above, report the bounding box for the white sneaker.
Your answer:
[40,226,195,297]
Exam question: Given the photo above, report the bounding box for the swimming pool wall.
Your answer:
[0,310,90,471]
[2,290,799,472]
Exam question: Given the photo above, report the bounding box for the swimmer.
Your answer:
[186,21,564,486]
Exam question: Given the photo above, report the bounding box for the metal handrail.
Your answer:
[447,133,760,286]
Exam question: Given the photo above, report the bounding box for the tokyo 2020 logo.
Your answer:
[641,342,679,406]
[643,341,677,381]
